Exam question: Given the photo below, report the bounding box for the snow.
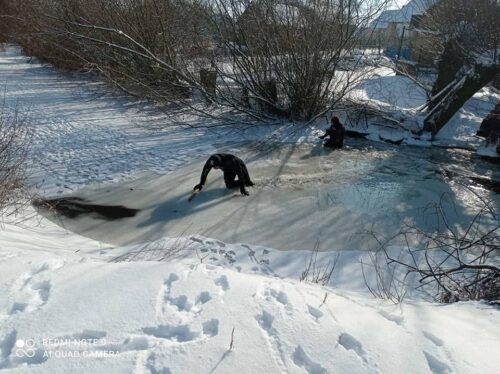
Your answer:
[1,44,499,373]
[0,45,286,196]
[350,67,428,110]
[1,208,499,373]
[349,66,500,149]
[436,87,500,146]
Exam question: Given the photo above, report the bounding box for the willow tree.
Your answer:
[206,0,390,121]
[419,0,500,136]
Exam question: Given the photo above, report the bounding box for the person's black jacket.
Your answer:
[194,154,254,195]
[319,117,345,148]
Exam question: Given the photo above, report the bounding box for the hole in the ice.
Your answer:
[33,197,139,220]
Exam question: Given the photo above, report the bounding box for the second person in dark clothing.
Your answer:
[319,116,345,149]
[193,154,254,196]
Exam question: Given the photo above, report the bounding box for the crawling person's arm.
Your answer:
[194,157,213,191]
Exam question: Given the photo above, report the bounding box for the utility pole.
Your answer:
[397,25,406,60]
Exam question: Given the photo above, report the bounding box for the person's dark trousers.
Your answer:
[224,171,241,189]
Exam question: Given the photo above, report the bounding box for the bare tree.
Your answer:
[418,0,500,136]
[424,0,499,94]
[375,191,499,303]
[14,0,211,94]
[0,103,30,210]
[361,248,408,304]
[207,0,391,121]
[3,0,392,124]
[300,240,340,286]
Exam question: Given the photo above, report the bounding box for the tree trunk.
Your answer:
[430,39,466,108]
[423,64,498,137]
[200,69,217,103]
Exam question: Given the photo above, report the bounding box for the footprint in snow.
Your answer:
[378,310,404,326]
[156,274,179,317]
[57,330,106,341]
[0,330,47,369]
[267,288,289,306]
[338,333,367,363]
[423,331,444,347]
[0,330,17,364]
[145,352,172,374]
[142,324,199,343]
[142,319,219,343]
[422,332,451,374]
[292,345,327,374]
[202,319,219,337]
[164,273,179,289]
[196,291,212,305]
[307,305,323,321]
[214,275,229,292]
[255,310,274,333]
[103,336,151,353]
[9,266,54,314]
[423,351,452,374]
[9,303,28,315]
[165,294,192,313]
[31,280,51,303]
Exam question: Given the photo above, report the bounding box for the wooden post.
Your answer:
[262,79,278,114]
[241,86,250,107]
[200,69,217,100]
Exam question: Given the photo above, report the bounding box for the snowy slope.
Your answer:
[0,210,498,374]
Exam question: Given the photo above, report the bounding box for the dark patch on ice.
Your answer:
[33,197,139,220]
[378,135,404,145]
[438,170,500,193]
[469,176,500,193]
[346,130,368,138]
[478,155,500,164]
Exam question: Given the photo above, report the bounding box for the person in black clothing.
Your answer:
[319,116,345,148]
[193,154,254,196]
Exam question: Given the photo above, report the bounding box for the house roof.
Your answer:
[239,0,333,27]
[370,0,437,29]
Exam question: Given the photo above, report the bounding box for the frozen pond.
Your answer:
[37,139,500,251]
[3,43,498,251]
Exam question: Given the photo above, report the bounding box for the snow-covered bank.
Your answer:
[1,209,498,373]
[348,66,500,149]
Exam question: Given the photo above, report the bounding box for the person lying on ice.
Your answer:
[319,116,345,148]
[193,154,254,196]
